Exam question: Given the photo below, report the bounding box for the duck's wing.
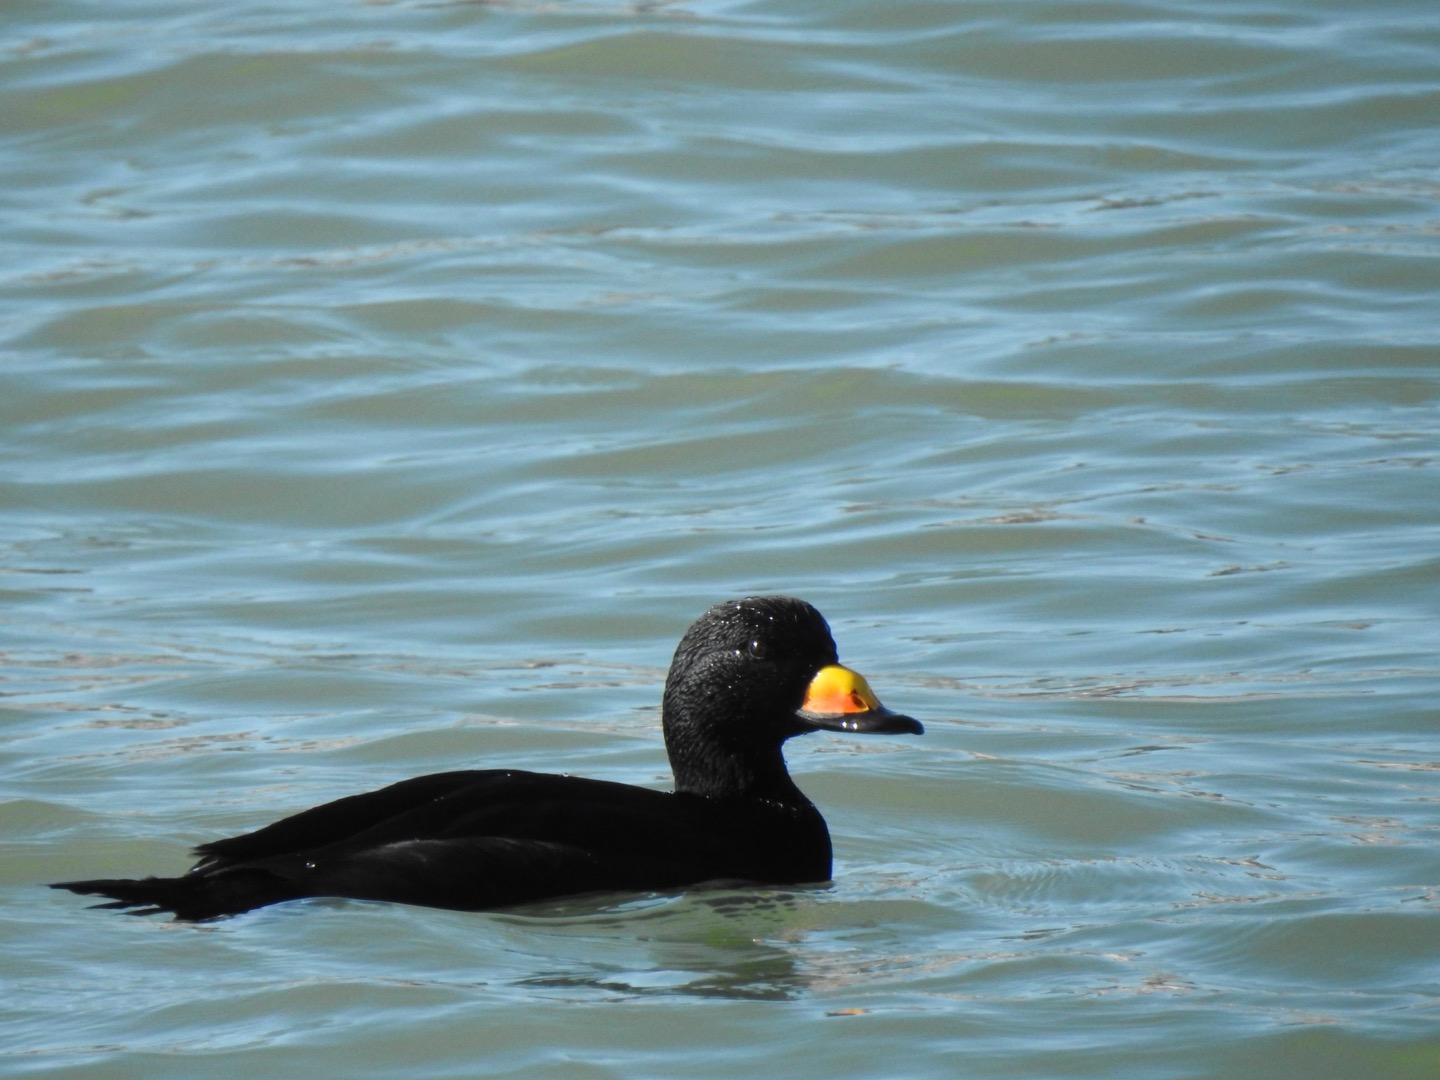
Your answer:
[190,769,510,870]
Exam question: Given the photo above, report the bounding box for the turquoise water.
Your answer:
[3,0,1439,1076]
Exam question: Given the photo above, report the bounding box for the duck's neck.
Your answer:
[668,740,812,806]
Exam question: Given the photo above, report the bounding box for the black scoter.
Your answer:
[52,595,922,920]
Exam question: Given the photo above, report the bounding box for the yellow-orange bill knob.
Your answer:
[800,664,883,717]
[794,665,923,735]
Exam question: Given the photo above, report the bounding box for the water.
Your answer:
[3,0,1439,1075]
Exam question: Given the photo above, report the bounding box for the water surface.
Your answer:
[3,1,1439,1077]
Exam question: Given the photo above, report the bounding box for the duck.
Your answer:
[51,595,922,920]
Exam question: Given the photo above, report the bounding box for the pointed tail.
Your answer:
[51,869,297,921]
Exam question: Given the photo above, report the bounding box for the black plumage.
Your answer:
[52,596,921,920]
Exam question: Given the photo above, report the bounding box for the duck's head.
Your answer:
[662,596,922,800]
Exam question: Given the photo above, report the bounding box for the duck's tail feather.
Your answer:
[51,869,297,921]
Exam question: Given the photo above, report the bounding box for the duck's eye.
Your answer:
[745,639,768,660]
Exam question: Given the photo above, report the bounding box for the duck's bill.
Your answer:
[794,664,924,735]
